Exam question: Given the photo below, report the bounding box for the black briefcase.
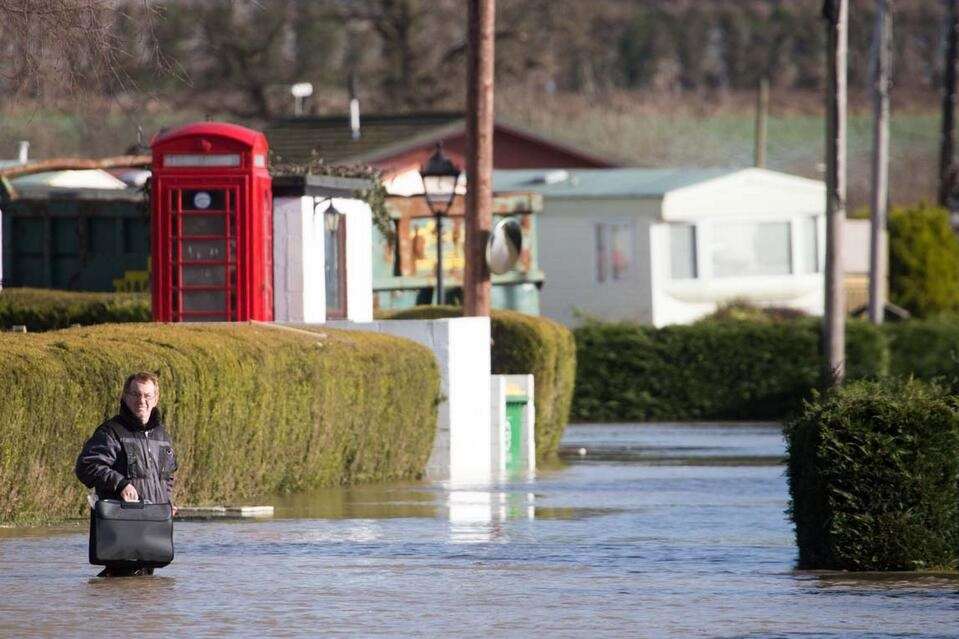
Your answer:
[89,499,174,568]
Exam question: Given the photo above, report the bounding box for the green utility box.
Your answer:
[491,374,536,477]
[505,395,528,471]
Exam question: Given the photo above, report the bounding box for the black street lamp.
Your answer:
[419,143,462,305]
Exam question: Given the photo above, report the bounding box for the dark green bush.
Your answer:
[0,323,439,525]
[0,288,150,331]
[381,305,576,459]
[889,203,959,318]
[785,378,959,571]
[572,318,887,422]
[884,317,959,389]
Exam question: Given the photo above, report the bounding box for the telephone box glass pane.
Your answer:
[182,216,226,237]
[183,240,226,261]
[182,265,226,286]
[182,291,226,312]
[182,189,226,211]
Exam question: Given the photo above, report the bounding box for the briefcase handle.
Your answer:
[120,500,147,509]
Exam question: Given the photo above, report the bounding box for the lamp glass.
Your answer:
[422,175,458,210]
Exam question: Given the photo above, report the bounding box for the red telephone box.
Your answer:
[150,122,273,322]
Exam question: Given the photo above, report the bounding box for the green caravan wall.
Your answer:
[1,196,150,291]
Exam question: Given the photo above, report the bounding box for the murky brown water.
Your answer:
[1,423,957,638]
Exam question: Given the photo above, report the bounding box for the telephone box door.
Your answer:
[160,182,243,322]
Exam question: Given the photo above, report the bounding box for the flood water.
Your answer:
[2,423,957,638]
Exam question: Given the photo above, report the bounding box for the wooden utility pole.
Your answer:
[941,0,959,208]
[823,0,848,383]
[464,0,495,316]
[869,0,892,325]
[754,77,769,168]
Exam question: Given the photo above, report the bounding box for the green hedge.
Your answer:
[381,305,576,459]
[572,318,888,422]
[884,317,959,389]
[0,323,439,525]
[785,378,959,571]
[0,288,150,331]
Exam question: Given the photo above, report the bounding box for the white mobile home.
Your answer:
[493,168,826,327]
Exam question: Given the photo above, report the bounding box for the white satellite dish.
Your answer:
[486,218,523,275]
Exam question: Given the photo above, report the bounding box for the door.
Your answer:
[166,185,239,321]
[324,207,347,320]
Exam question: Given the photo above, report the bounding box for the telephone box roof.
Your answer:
[152,122,267,149]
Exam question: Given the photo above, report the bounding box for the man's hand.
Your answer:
[120,484,139,502]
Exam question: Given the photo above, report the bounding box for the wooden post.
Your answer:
[464,0,494,317]
[754,77,769,168]
[869,0,892,325]
[941,0,959,208]
[823,0,848,383]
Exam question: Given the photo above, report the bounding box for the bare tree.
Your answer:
[0,0,161,100]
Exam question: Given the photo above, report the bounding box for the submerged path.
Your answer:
[0,422,956,638]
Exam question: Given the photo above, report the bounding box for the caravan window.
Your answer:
[711,221,791,277]
[595,223,633,282]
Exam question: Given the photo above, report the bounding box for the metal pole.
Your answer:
[464,0,495,316]
[435,213,444,305]
[755,77,769,168]
[869,0,891,325]
[941,0,958,207]
[823,0,848,384]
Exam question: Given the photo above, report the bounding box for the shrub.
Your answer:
[381,305,576,459]
[0,323,439,525]
[572,318,887,422]
[889,203,959,318]
[884,317,959,390]
[785,378,959,571]
[0,288,150,331]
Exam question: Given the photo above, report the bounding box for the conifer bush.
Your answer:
[785,378,959,571]
[889,203,959,318]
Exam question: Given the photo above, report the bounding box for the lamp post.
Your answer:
[419,143,462,305]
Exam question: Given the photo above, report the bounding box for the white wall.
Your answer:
[273,196,326,323]
[336,198,374,322]
[326,318,492,484]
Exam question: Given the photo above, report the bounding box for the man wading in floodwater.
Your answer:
[76,372,178,577]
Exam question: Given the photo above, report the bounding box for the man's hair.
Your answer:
[123,372,160,395]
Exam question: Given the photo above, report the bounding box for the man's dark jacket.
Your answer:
[75,402,177,504]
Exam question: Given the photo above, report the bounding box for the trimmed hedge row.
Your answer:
[381,305,577,459]
[572,318,888,422]
[786,378,959,571]
[0,323,439,525]
[0,288,150,331]
[884,317,959,388]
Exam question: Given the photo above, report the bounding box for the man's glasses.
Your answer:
[125,391,156,401]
